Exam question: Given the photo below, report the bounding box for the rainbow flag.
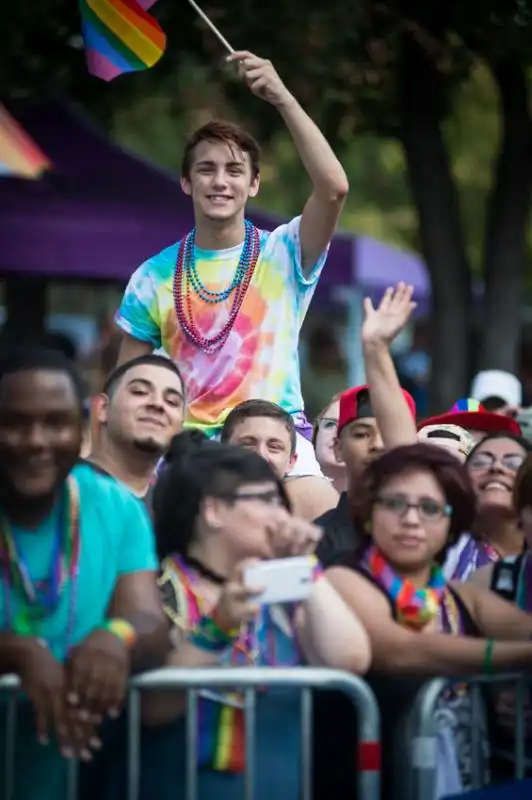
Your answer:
[0,104,52,179]
[80,0,167,82]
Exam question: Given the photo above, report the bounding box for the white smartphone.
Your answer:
[244,556,315,605]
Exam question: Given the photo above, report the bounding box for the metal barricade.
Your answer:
[408,672,531,799]
[128,666,381,800]
[0,674,78,800]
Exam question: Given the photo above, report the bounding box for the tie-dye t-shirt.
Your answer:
[116,216,327,437]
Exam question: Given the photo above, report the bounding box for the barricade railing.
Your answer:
[408,672,531,800]
[128,666,381,800]
[0,674,78,800]
[1,666,381,800]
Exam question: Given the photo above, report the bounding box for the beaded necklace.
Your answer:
[173,220,261,354]
[363,545,447,630]
[0,476,81,648]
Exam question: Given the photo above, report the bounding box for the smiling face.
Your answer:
[467,436,527,510]
[0,369,82,501]
[181,139,260,224]
[226,416,296,479]
[98,363,185,456]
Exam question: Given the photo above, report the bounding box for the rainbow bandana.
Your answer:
[363,546,446,630]
[164,555,247,772]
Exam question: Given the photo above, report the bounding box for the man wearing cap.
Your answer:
[418,397,522,443]
[417,423,475,462]
[315,383,417,566]
[471,370,522,417]
[315,283,418,566]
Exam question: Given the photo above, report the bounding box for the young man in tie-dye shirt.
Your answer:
[115,52,347,515]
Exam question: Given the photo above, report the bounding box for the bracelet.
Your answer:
[102,618,138,649]
[188,614,239,653]
[483,638,494,674]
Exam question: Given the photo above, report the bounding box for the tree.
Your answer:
[2,0,531,409]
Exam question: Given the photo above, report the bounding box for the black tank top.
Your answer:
[312,551,480,800]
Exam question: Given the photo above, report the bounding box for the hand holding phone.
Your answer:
[244,555,316,605]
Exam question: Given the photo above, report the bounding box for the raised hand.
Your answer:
[362,282,416,346]
[226,51,291,107]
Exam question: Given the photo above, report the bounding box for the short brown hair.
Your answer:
[514,454,532,513]
[221,399,296,456]
[352,443,477,563]
[181,120,261,180]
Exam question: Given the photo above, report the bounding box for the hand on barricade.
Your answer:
[13,636,100,758]
[267,516,323,558]
[213,561,264,631]
[65,628,130,722]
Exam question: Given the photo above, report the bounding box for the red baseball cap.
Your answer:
[418,397,522,437]
[338,384,416,434]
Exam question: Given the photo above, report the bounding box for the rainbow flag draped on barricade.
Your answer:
[79,0,167,81]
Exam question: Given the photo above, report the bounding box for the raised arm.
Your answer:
[227,52,348,273]
[117,332,152,366]
[362,283,418,448]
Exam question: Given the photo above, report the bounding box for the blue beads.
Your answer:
[183,220,254,304]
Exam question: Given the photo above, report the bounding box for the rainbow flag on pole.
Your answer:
[80,0,167,82]
[0,104,52,179]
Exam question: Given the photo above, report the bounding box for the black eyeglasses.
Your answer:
[468,452,525,472]
[375,495,452,521]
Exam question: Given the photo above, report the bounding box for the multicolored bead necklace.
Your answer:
[0,476,81,646]
[363,545,447,630]
[173,220,261,354]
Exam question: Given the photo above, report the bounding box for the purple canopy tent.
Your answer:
[0,100,430,380]
[0,99,429,294]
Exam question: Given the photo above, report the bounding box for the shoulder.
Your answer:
[259,216,301,252]
[73,463,148,518]
[128,242,180,286]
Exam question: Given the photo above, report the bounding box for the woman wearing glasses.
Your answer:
[121,431,370,800]
[324,443,532,799]
[312,394,347,494]
[444,432,532,581]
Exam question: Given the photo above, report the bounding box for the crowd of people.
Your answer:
[1,52,532,800]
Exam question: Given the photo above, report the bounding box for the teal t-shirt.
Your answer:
[0,462,158,800]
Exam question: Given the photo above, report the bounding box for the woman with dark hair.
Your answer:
[133,432,370,800]
[323,444,532,799]
[470,454,532,780]
[444,431,532,580]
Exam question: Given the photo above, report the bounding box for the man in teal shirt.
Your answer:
[0,345,168,799]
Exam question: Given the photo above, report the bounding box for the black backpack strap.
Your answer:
[490,555,524,603]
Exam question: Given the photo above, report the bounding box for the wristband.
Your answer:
[188,614,239,653]
[483,638,494,674]
[102,618,137,649]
